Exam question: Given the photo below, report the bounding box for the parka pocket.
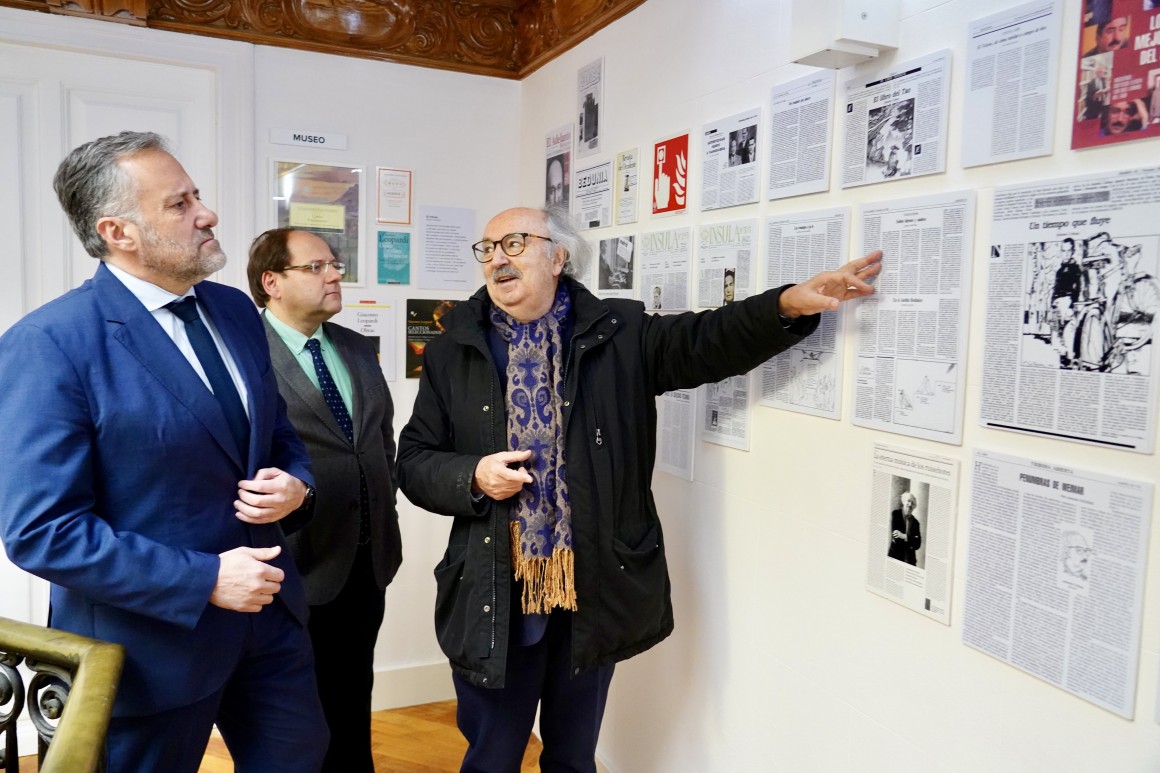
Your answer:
[432,546,470,661]
[603,521,669,649]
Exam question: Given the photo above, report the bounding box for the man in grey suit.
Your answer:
[247,228,403,772]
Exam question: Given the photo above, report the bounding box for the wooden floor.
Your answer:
[21,701,541,772]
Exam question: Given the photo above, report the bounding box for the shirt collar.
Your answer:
[263,308,325,355]
[105,262,193,309]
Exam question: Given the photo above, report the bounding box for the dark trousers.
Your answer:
[453,613,614,773]
[106,600,327,773]
[307,543,386,773]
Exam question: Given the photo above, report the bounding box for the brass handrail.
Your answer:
[0,616,123,773]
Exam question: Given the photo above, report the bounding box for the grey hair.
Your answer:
[53,131,170,259]
[543,205,590,279]
[900,491,917,507]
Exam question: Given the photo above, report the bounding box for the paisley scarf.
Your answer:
[489,285,576,614]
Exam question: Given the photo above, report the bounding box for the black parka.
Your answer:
[396,277,817,688]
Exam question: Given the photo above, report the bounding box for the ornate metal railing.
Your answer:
[0,616,123,773]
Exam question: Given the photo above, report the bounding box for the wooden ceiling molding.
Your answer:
[1,0,648,78]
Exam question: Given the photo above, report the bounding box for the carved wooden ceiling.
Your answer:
[0,0,647,78]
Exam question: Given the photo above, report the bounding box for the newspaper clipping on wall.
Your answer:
[577,57,603,159]
[700,108,761,211]
[594,235,635,299]
[962,1,1061,168]
[842,49,951,188]
[575,161,612,230]
[640,226,691,311]
[866,443,959,625]
[545,124,573,209]
[697,219,753,308]
[981,166,1160,454]
[656,388,696,481]
[962,449,1153,719]
[852,191,975,445]
[768,70,834,201]
[615,148,639,225]
[758,207,850,420]
[701,374,750,451]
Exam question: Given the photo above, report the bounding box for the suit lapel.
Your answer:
[197,283,265,470]
[264,317,351,446]
[94,265,245,471]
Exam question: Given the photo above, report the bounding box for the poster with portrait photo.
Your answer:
[545,124,573,210]
[696,218,753,308]
[594,235,635,299]
[577,57,604,159]
[865,443,959,625]
[1072,0,1160,149]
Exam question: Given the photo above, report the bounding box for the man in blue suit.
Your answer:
[0,132,327,772]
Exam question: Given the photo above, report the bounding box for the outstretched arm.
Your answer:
[778,250,883,318]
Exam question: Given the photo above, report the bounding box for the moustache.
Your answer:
[492,266,522,281]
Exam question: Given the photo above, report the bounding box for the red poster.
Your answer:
[652,133,689,215]
[1072,0,1160,149]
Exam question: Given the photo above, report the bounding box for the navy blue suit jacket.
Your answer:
[0,263,313,717]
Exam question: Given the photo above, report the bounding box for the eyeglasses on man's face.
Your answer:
[471,233,553,263]
[281,260,346,276]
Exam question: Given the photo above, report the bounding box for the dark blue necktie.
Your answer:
[306,338,369,543]
[166,296,250,458]
[305,338,353,443]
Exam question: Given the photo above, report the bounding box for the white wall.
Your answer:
[5,1,1160,769]
[249,45,523,706]
[0,6,522,712]
[519,0,1160,771]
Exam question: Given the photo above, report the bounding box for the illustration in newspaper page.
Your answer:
[982,167,1160,453]
[759,207,849,419]
[594,235,635,299]
[697,219,754,308]
[768,70,835,201]
[852,191,975,445]
[639,226,691,311]
[841,50,951,189]
[1072,1,1160,149]
[962,450,1153,719]
[865,444,959,625]
[701,374,750,451]
[652,133,690,216]
[615,148,639,225]
[577,58,604,159]
[575,161,612,230]
[545,124,573,210]
[656,388,697,481]
[700,108,761,211]
[963,1,1062,168]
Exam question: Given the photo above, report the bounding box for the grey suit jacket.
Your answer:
[266,317,403,605]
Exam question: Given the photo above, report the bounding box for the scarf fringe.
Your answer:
[511,521,577,614]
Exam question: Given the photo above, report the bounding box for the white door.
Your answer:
[0,7,253,627]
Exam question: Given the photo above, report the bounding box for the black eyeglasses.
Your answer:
[281,260,347,276]
[471,233,553,263]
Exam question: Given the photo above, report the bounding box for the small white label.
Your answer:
[269,129,348,150]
